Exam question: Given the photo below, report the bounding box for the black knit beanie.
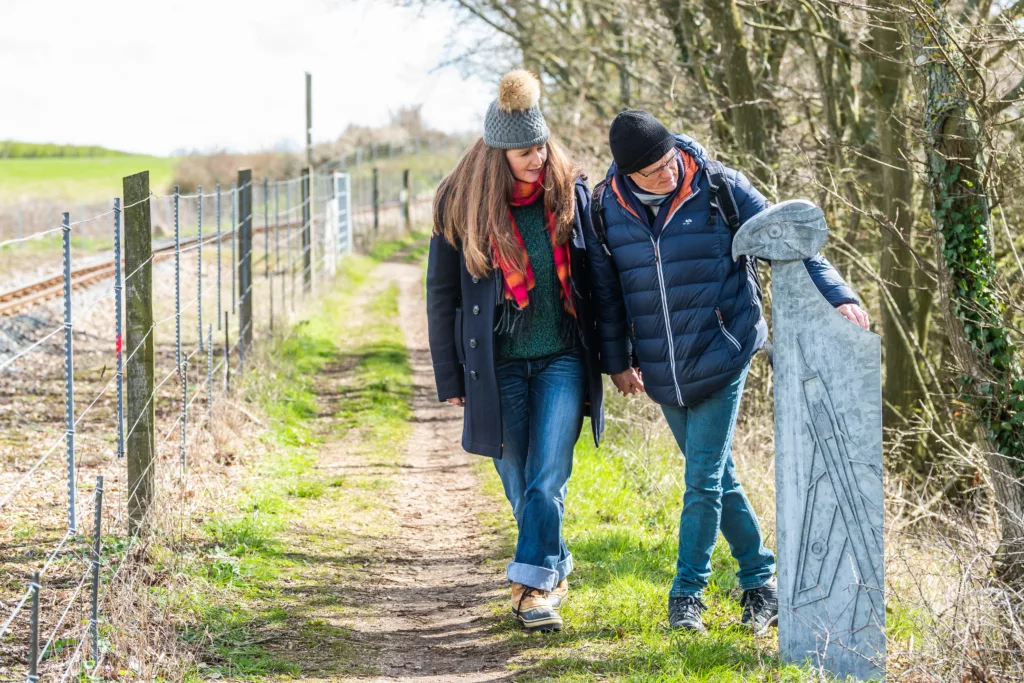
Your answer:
[609,110,676,175]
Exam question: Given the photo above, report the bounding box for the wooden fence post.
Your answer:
[372,167,380,235]
[123,171,154,536]
[402,169,411,232]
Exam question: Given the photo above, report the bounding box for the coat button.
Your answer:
[469,338,478,348]
[469,370,478,380]
[472,276,480,284]
[472,305,480,315]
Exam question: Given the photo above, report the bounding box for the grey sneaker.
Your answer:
[668,596,707,632]
[511,582,562,632]
[740,578,779,635]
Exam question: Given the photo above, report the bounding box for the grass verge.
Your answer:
[476,393,818,682]
[136,236,418,681]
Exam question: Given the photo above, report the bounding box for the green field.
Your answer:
[0,155,176,202]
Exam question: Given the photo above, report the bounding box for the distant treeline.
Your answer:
[0,141,128,158]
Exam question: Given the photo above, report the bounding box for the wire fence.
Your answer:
[0,154,441,681]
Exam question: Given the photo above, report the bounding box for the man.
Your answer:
[583,110,869,633]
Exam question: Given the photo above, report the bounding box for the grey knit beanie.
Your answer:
[483,70,550,150]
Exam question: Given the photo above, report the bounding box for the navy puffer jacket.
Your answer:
[583,134,859,407]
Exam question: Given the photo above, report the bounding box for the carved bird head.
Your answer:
[731,199,828,262]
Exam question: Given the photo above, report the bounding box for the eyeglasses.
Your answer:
[636,148,679,178]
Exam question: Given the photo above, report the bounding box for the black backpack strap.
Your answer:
[707,160,773,368]
[706,160,741,232]
[590,181,612,256]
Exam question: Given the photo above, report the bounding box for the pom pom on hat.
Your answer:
[497,70,541,113]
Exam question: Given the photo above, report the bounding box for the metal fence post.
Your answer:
[262,179,269,331]
[264,178,270,284]
[197,186,204,353]
[90,475,103,662]
[174,186,185,474]
[268,182,274,334]
[287,181,294,311]
[123,172,155,536]
[216,184,222,331]
[207,324,213,422]
[62,212,76,533]
[231,182,237,316]
[174,186,181,384]
[345,174,353,254]
[180,360,187,473]
[301,168,311,293]
[27,572,39,683]
[114,200,124,459]
[333,172,343,259]
[275,181,282,324]
[237,170,253,360]
[224,311,230,392]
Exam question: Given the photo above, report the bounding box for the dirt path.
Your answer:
[345,260,514,681]
[265,260,518,682]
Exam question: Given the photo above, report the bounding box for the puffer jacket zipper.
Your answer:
[716,308,742,352]
[651,236,683,406]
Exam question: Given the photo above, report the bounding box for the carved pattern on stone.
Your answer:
[792,338,885,633]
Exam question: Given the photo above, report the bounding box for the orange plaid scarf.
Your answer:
[492,172,576,318]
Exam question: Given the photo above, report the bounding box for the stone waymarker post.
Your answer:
[733,200,885,680]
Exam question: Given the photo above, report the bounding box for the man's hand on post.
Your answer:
[611,368,645,396]
[836,303,870,330]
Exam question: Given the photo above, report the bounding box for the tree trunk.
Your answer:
[613,8,631,108]
[869,2,929,468]
[701,0,770,179]
[657,1,734,147]
[914,0,1024,584]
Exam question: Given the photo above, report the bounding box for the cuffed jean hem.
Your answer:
[668,584,704,599]
[556,553,574,583]
[507,553,574,592]
[669,570,775,598]
[737,571,776,592]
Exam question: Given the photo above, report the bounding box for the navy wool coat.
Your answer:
[426,178,605,458]
[584,134,859,407]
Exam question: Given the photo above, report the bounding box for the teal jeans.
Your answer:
[661,362,776,597]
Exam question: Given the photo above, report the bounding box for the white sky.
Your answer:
[0,0,496,155]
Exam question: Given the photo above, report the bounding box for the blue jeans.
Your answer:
[661,362,776,597]
[494,350,584,591]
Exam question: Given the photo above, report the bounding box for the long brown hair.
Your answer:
[432,136,582,279]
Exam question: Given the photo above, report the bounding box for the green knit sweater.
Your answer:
[497,202,576,360]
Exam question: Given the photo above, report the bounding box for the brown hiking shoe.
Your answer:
[549,578,569,610]
[510,582,562,631]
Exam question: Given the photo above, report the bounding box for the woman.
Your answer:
[425,70,603,633]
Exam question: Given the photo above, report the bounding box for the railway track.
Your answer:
[0,196,433,319]
[0,223,286,319]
